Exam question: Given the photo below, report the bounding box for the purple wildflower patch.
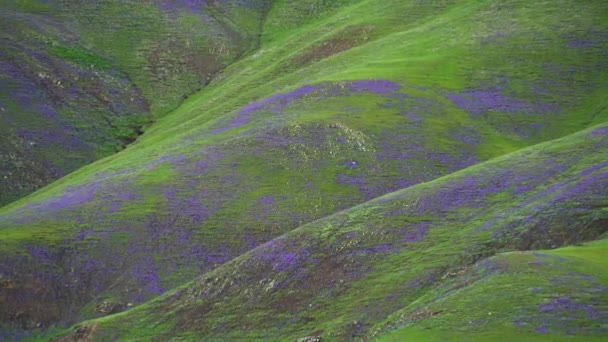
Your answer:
[345,80,401,94]
[158,0,204,14]
[133,261,164,297]
[478,260,503,274]
[24,182,103,212]
[535,325,549,334]
[564,30,608,49]
[446,89,556,116]
[401,222,430,243]
[539,298,599,319]
[578,161,608,177]
[16,128,89,156]
[213,85,320,133]
[257,195,275,205]
[213,79,401,133]
[552,171,608,203]
[36,103,59,120]
[26,246,53,263]
[567,40,595,48]
[336,173,366,187]
[403,112,423,124]
[165,189,211,225]
[252,240,312,274]
[415,176,507,213]
[590,126,608,137]
[512,184,535,196]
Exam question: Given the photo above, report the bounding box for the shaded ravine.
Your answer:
[0,0,270,206]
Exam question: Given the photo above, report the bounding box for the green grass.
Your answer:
[48,45,113,70]
[1,0,607,339]
[0,0,269,206]
[49,123,608,340]
[378,325,608,342]
[377,239,608,341]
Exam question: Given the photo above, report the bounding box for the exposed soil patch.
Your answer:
[295,25,375,67]
[56,323,99,342]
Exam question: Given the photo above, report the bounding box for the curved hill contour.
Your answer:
[0,0,607,340]
[57,123,608,341]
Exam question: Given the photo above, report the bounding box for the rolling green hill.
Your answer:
[0,0,607,340]
[377,238,608,341]
[54,123,608,341]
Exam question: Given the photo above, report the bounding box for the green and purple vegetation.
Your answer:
[0,0,607,341]
[0,0,270,205]
[46,124,608,341]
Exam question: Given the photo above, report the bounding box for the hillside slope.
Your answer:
[0,0,269,205]
[376,238,608,341]
[1,0,607,338]
[56,123,608,341]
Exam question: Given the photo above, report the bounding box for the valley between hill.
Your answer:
[0,0,607,340]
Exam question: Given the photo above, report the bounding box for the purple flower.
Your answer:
[213,85,320,133]
[158,0,204,13]
[512,185,534,195]
[538,298,599,319]
[336,174,366,187]
[166,192,210,224]
[401,222,430,243]
[590,126,608,137]
[446,89,556,116]
[32,182,103,211]
[26,246,53,263]
[252,240,311,273]
[552,171,608,203]
[567,40,595,48]
[257,195,275,205]
[212,79,401,133]
[578,161,608,177]
[346,80,401,94]
[394,179,414,189]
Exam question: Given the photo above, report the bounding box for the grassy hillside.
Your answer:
[0,6,149,205]
[0,0,607,339]
[376,239,608,341]
[0,0,269,205]
[54,123,608,340]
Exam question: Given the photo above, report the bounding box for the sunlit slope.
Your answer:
[58,124,608,341]
[0,0,269,205]
[145,0,608,144]
[1,0,607,333]
[376,239,608,341]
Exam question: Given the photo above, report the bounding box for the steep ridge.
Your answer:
[1,0,607,337]
[0,0,270,205]
[56,123,608,340]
